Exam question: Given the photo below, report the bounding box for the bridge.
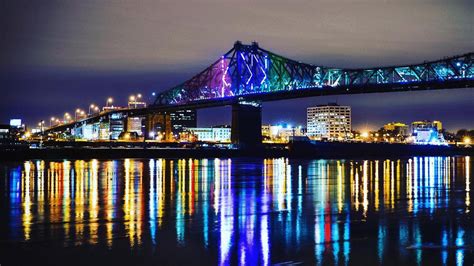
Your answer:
[43,41,474,147]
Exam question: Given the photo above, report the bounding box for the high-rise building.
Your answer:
[307,103,351,140]
[170,109,197,134]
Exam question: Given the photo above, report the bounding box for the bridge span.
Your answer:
[44,42,473,147]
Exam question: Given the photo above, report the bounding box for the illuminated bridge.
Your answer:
[45,41,474,147]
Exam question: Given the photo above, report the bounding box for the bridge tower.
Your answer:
[231,101,262,148]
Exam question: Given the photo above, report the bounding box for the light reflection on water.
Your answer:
[0,156,472,265]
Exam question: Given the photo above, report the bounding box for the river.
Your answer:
[0,156,472,265]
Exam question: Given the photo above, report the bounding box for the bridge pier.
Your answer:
[145,112,173,141]
[231,101,262,148]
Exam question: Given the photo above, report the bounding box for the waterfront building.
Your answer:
[262,124,304,142]
[307,103,351,140]
[0,125,13,140]
[382,122,409,138]
[170,109,197,134]
[127,117,144,136]
[109,113,125,140]
[187,126,231,142]
[411,120,442,133]
[411,120,446,145]
[383,122,409,135]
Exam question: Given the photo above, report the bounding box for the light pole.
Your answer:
[106,97,113,108]
[89,104,96,115]
[137,94,142,108]
[50,117,55,127]
[129,95,136,108]
[38,120,45,147]
[64,112,71,123]
[75,108,81,121]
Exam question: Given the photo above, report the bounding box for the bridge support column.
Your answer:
[145,112,173,141]
[231,101,262,149]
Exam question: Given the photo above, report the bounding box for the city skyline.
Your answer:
[1,1,473,129]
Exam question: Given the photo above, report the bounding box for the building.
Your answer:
[109,113,125,140]
[187,126,231,142]
[411,120,443,134]
[262,124,304,142]
[307,103,351,140]
[127,117,144,136]
[383,122,409,136]
[411,120,446,145]
[170,109,197,134]
[0,125,13,141]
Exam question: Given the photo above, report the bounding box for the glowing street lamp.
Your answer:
[106,97,113,107]
[50,117,56,127]
[88,104,98,115]
[75,108,84,120]
[64,112,71,123]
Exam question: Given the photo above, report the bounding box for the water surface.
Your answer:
[0,156,472,265]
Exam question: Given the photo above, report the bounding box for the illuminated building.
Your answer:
[109,113,125,140]
[411,120,442,133]
[307,103,351,140]
[170,109,197,134]
[0,124,13,140]
[187,126,231,142]
[82,123,100,140]
[127,117,144,136]
[262,124,304,142]
[383,122,409,136]
[411,120,446,145]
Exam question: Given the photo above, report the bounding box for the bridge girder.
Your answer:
[153,41,473,106]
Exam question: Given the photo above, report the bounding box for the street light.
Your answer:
[38,120,45,146]
[75,108,82,120]
[64,112,71,123]
[89,104,97,115]
[50,117,56,127]
[106,97,113,107]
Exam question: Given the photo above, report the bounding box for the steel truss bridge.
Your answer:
[44,41,473,144]
[154,41,473,107]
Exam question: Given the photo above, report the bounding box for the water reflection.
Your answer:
[1,156,471,265]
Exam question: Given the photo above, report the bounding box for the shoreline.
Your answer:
[0,142,472,160]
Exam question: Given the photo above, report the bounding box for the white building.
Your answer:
[307,103,351,140]
[187,127,231,142]
[262,124,304,142]
[127,117,144,136]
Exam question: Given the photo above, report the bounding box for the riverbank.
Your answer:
[0,141,472,160]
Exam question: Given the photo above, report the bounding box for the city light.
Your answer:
[89,104,99,115]
[464,137,471,145]
[50,117,56,127]
[106,97,113,108]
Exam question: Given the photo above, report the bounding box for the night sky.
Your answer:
[1,0,473,131]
